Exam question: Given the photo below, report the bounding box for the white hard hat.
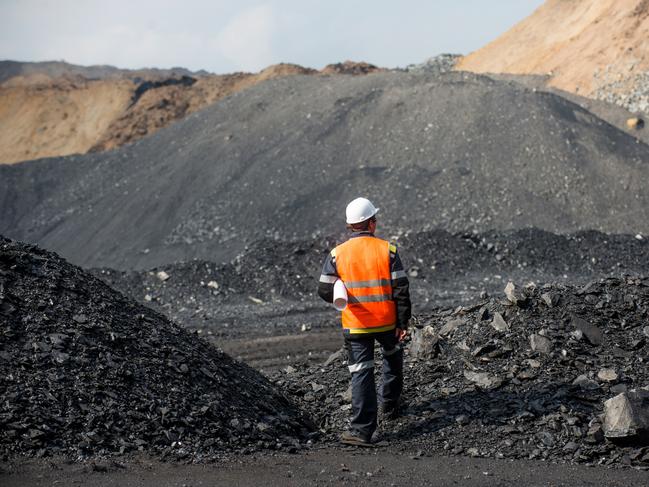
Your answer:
[346,197,379,224]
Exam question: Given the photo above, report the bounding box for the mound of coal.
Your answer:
[92,229,649,339]
[2,72,649,270]
[276,277,649,467]
[0,236,311,459]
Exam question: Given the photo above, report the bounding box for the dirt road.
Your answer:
[3,449,649,486]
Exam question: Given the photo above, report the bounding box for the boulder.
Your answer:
[603,391,649,443]
[410,326,440,359]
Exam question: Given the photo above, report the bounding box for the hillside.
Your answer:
[0,61,380,164]
[0,60,209,84]
[1,71,648,269]
[456,0,649,113]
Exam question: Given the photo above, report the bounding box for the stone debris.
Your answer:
[439,318,464,337]
[156,270,170,282]
[572,316,603,346]
[277,277,649,468]
[402,54,459,74]
[529,334,552,354]
[504,281,527,306]
[598,369,619,383]
[463,370,503,389]
[491,312,509,332]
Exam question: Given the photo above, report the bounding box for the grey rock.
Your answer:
[537,431,555,447]
[156,271,170,282]
[463,370,503,389]
[439,318,464,337]
[466,447,480,457]
[563,441,579,453]
[540,292,555,307]
[340,385,352,403]
[525,359,541,368]
[586,424,604,444]
[573,374,600,390]
[410,326,440,359]
[604,391,649,442]
[455,415,470,425]
[598,368,619,383]
[529,334,552,354]
[324,348,344,367]
[491,312,509,332]
[572,316,603,345]
[504,281,527,306]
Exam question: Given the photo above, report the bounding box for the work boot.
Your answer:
[341,430,373,447]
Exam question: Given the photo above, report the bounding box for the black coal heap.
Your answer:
[277,277,649,467]
[0,236,311,458]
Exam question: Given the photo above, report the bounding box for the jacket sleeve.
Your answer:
[317,249,339,303]
[390,244,411,329]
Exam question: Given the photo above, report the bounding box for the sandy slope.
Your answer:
[0,76,133,163]
[456,0,649,104]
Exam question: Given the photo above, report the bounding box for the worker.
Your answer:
[318,197,411,446]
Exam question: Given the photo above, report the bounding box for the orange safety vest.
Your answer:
[334,236,397,334]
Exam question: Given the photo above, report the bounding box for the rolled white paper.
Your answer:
[333,279,348,311]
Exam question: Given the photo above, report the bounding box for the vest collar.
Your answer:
[350,231,375,238]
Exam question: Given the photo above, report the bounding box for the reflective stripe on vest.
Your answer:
[334,236,396,333]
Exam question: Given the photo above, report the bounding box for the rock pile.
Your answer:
[594,68,649,115]
[276,277,649,467]
[3,71,649,269]
[403,54,459,74]
[94,229,649,336]
[0,236,312,459]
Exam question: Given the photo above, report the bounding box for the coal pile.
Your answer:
[0,236,312,459]
[276,277,649,467]
[2,71,649,270]
[92,229,649,338]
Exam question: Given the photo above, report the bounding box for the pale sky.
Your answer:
[0,0,545,73]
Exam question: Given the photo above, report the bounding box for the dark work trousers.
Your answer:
[344,330,403,440]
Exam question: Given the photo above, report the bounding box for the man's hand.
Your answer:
[395,327,407,342]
